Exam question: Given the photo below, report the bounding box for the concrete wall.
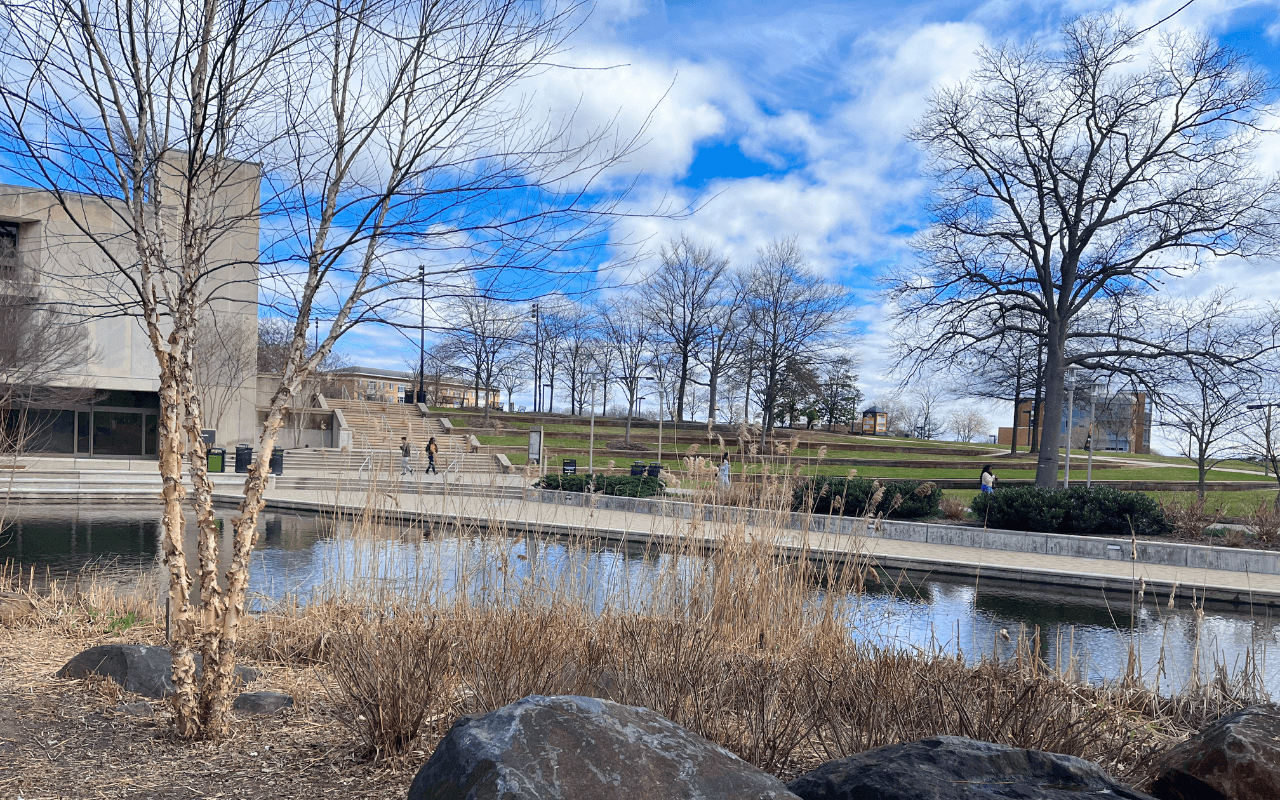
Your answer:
[0,157,260,446]
[522,488,1280,577]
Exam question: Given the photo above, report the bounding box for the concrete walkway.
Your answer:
[220,483,1280,610]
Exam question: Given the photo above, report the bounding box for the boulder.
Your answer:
[0,592,38,626]
[233,691,294,715]
[787,736,1155,800]
[407,695,799,800]
[1148,705,1280,800]
[57,644,260,699]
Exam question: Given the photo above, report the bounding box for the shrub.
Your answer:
[792,478,942,520]
[535,473,666,498]
[939,496,968,521]
[970,486,1171,537]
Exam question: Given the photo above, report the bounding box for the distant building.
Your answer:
[0,162,260,458]
[324,367,500,408]
[996,392,1151,453]
[856,407,889,436]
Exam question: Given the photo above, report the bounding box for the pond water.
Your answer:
[3,501,1276,697]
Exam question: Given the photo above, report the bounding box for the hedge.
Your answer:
[969,486,1171,537]
[534,473,666,498]
[792,477,942,520]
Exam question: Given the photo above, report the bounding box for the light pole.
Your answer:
[1064,366,1081,488]
[588,379,597,474]
[417,265,426,405]
[530,304,540,413]
[1247,402,1279,478]
[1086,384,1097,488]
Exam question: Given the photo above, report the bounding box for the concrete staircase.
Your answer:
[309,397,505,475]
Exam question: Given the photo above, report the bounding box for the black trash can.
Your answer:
[647,462,662,478]
[630,461,646,477]
[234,444,253,473]
[269,446,284,476]
[207,447,226,473]
[562,458,577,476]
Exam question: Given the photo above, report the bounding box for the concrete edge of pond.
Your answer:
[212,488,1280,611]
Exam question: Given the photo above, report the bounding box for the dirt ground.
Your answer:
[0,626,422,799]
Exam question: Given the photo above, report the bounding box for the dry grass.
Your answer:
[1159,496,1225,539]
[1247,503,1280,544]
[3,481,1267,792]
[939,495,968,521]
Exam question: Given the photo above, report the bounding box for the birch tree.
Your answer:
[1,0,643,738]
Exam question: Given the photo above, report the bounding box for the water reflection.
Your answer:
[2,502,1277,696]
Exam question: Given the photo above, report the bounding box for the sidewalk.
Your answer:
[233,484,1280,609]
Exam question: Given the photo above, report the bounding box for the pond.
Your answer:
[2,501,1276,697]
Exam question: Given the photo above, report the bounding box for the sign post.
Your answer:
[528,426,544,473]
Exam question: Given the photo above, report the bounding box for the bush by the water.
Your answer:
[535,473,665,498]
[970,486,1171,537]
[792,478,942,520]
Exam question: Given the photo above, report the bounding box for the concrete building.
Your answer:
[325,366,501,408]
[0,161,261,458]
[997,392,1152,453]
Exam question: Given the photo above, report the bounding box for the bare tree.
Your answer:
[598,299,652,444]
[892,15,1280,487]
[1151,298,1278,499]
[1241,391,1280,512]
[742,238,850,442]
[192,317,256,437]
[643,234,730,422]
[0,0,644,738]
[694,275,748,425]
[436,295,521,421]
[948,407,989,443]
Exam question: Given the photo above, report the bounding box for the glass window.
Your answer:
[144,414,158,455]
[7,408,75,453]
[77,411,90,454]
[93,411,144,456]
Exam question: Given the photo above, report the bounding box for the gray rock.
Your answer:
[116,701,154,717]
[57,644,259,699]
[233,691,294,715]
[407,694,799,800]
[1148,704,1280,800]
[787,736,1156,800]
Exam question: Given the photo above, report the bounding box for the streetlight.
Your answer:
[1064,366,1081,488]
[1247,402,1279,478]
[417,265,426,405]
[530,304,540,412]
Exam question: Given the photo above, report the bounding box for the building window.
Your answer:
[0,222,17,273]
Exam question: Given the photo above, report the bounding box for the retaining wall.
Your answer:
[524,488,1280,577]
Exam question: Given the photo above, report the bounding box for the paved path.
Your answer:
[226,484,1280,609]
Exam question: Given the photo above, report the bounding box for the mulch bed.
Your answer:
[0,626,421,799]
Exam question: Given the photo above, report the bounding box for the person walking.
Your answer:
[425,436,439,475]
[399,436,414,476]
[980,464,996,494]
[718,452,731,488]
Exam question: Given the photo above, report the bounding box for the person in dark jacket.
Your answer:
[425,436,439,474]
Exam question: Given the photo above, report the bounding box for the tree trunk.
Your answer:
[676,354,688,422]
[708,370,718,426]
[1034,330,1066,487]
[157,367,200,739]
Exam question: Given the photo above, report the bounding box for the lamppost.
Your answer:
[1064,366,1081,488]
[530,304,540,412]
[588,378,598,474]
[417,265,426,405]
[1246,402,1279,478]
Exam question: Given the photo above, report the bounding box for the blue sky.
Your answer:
[339,0,1280,438]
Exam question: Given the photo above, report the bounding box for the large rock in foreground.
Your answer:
[787,736,1155,800]
[58,644,259,700]
[1148,705,1280,800]
[407,695,798,800]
